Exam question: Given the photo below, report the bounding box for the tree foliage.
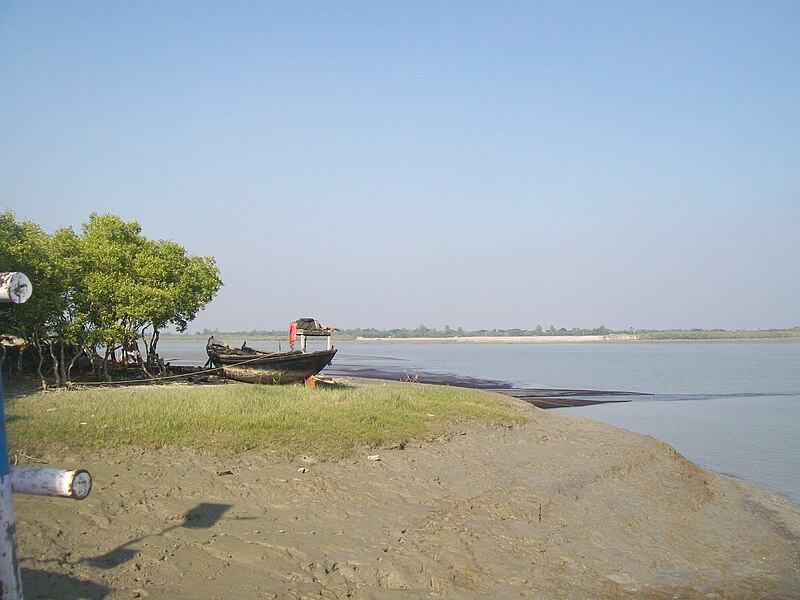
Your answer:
[0,211,222,386]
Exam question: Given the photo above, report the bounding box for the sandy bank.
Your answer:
[13,404,800,599]
[354,334,639,344]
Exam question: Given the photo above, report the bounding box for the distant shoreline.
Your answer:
[168,331,800,344]
[353,334,639,343]
[348,334,800,344]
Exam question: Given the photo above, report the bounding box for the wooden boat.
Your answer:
[205,338,337,384]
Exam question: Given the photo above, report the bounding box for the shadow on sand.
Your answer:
[21,568,113,600]
[22,503,233,598]
[83,502,233,569]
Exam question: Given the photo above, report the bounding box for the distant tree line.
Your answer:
[183,324,619,341]
[176,325,800,342]
[338,324,617,339]
[636,328,800,340]
[0,211,222,387]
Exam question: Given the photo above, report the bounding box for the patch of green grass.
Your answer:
[5,382,528,458]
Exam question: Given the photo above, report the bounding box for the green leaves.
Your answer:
[0,211,64,341]
[0,210,222,377]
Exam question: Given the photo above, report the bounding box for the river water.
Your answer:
[159,339,800,504]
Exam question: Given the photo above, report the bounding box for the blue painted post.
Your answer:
[1,370,24,600]
[0,272,31,600]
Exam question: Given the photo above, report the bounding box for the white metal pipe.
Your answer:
[0,272,32,305]
[9,467,92,500]
[1,473,23,600]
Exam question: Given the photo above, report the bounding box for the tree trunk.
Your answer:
[59,341,67,383]
[88,343,98,374]
[149,329,161,374]
[16,343,26,374]
[66,346,81,384]
[131,339,152,378]
[102,345,111,381]
[142,328,155,367]
[48,342,61,388]
[36,341,47,390]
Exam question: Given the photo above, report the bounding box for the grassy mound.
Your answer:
[5,381,528,458]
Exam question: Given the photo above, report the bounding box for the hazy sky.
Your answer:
[2,2,798,332]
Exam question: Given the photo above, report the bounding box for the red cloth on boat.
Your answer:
[288,321,298,347]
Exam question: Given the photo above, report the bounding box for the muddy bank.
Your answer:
[12,404,799,599]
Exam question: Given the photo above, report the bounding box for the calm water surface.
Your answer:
[160,339,800,504]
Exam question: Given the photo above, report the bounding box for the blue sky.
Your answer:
[2,1,798,331]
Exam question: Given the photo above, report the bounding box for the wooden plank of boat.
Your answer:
[207,343,337,385]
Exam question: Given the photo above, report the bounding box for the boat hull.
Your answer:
[207,345,337,385]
